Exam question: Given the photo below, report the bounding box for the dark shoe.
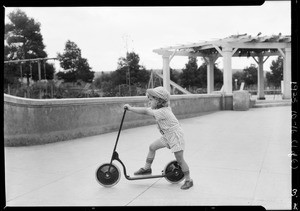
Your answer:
[181,179,193,190]
[134,168,152,175]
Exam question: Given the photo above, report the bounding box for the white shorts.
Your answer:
[159,128,185,153]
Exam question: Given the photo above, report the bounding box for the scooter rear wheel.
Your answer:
[163,160,185,184]
[96,163,121,187]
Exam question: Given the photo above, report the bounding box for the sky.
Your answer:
[4,1,291,73]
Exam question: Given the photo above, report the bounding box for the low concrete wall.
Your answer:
[4,93,233,146]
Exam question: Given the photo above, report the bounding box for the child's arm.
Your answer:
[124,104,154,116]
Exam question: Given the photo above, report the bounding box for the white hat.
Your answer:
[146,86,170,102]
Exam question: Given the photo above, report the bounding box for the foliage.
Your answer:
[196,63,223,90]
[266,56,283,88]
[242,64,258,86]
[232,64,258,90]
[179,57,223,92]
[4,9,55,87]
[180,57,198,88]
[114,51,150,86]
[94,52,150,96]
[57,40,94,83]
[170,68,180,84]
[213,66,223,89]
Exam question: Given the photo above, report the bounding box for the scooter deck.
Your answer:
[126,174,165,180]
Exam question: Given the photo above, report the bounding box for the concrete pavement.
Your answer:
[4,106,291,209]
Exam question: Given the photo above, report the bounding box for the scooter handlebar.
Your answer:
[123,104,129,111]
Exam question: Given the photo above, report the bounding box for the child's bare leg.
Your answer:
[144,139,166,169]
[174,150,191,181]
[135,139,166,175]
[174,150,193,189]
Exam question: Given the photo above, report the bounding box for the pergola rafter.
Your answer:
[153,33,291,99]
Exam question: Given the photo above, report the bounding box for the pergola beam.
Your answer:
[263,56,270,64]
[169,49,177,62]
[252,56,259,64]
[154,48,283,58]
[224,42,291,49]
[234,51,281,57]
[153,49,206,57]
[154,42,290,52]
[277,48,285,58]
[231,48,238,56]
[212,45,224,56]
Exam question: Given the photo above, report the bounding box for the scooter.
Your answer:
[95,108,185,187]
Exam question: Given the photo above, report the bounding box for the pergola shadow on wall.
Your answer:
[153,33,291,99]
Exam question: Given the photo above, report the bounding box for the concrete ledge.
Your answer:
[253,102,291,108]
[4,93,233,146]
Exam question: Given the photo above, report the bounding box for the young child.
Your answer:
[123,86,193,190]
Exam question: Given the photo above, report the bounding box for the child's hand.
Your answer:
[124,104,131,110]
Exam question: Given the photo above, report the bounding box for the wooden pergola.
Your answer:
[153,33,291,99]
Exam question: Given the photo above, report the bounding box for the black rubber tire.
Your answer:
[96,163,121,187]
[163,160,185,184]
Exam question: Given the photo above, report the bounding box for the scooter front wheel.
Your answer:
[163,160,185,184]
[96,163,121,187]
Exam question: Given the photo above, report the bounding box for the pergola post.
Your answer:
[222,47,233,94]
[205,56,218,94]
[283,48,291,99]
[38,60,41,81]
[257,55,265,100]
[162,55,171,92]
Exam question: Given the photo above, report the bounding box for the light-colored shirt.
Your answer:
[151,107,180,134]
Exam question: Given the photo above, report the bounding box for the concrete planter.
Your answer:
[233,91,251,111]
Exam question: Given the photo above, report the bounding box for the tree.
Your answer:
[76,57,95,83]
[213,65,223,89]
[180,57,198,88]
[242,64,258,87]
[170,68,180,84]
[266,56,283,88]
[196,64,207,88]
[92,52,150,96]
[113,51,150,87]
[179,57,223,91]
[196,63,223,90]
[57,40,94,83]
[4,9,55,86]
